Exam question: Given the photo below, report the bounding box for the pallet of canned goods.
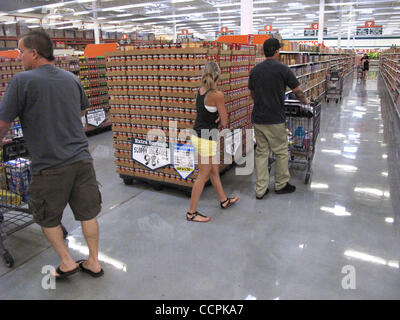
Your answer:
[0,137,68,268]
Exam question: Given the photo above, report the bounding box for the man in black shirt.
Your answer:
[361,54,369,80]
[248,38,310,199]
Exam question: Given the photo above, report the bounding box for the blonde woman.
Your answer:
[187,62,239,223]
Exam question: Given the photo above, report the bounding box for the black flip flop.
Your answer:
[76,260,104,278]
[55,265,80,280]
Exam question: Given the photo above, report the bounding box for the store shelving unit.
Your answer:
[107,44,256,192]
[79,56,111,133]
[254,43,354,102]
[380,48,400,118]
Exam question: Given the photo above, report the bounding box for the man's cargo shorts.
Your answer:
[28,159,102,228]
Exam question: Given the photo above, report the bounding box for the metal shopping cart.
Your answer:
[0,137,68,267]
[268,100,321,185]
[356,65,363,83]
[286,100,321,184]
[326,68,344,104]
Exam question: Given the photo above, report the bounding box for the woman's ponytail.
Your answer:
[201,62,221,91]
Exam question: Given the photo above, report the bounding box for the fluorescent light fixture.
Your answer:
[4,21,16,24]
[17,8,36,13]
[73,10,91,16]
[102,3,156,12]
[177,6,198,11]
[47,20,81,26]
[27,25,41,28]
[172,0,194,3]
[47,14,63,19]
[254,12,300,17]
[58,26,75,30]
[45,3,67,8]
[216,2,240,7]
[24,18,40,23]
[116,14,133,18]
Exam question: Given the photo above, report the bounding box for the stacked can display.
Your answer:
[80,56,111,132]
[0,55,82,137]
[107,44,256,190]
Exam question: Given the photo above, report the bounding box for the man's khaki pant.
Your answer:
[254,123,290,196]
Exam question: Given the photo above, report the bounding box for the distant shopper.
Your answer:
[0,31,104,279]
[248,38,310,199]
[187,62,239,222]
[361,54,369,80]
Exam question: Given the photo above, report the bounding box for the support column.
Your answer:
[218,8,221,32]
[173,23,177,42]
[93,0,100,44]
[347,5,353,49]
[318,0,325,44]
[240,0,253,35]
[338,0,343,48]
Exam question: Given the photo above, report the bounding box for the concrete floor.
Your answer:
[1,71,399,299]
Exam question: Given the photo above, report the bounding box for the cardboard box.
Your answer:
[5,158,31,202]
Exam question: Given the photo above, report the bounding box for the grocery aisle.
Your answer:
[0,71,399,299]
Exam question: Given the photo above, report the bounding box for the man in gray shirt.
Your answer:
[0,31,103,279]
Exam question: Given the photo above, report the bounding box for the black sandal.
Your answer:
[220,196,239,209]
[55,265,80,280]
[186,211,210,223]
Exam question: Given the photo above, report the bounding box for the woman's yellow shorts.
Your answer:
[191,135,217,157]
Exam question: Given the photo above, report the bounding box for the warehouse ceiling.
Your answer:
[0,0,399,38]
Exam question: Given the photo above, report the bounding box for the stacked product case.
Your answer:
[379,47,400,118]
[107,43,256,191]
[0,55,89,138]
[79,56,111,133]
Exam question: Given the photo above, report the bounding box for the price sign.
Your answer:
[131,138,171,170]
[86,108,106,127]
[173,143,195,180]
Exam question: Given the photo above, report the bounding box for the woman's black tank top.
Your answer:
[193,89,219,138]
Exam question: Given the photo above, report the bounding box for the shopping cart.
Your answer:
[356,65,363,83]
[0,137,68,268]
[268,100,321,185]
[326,68,344,104]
